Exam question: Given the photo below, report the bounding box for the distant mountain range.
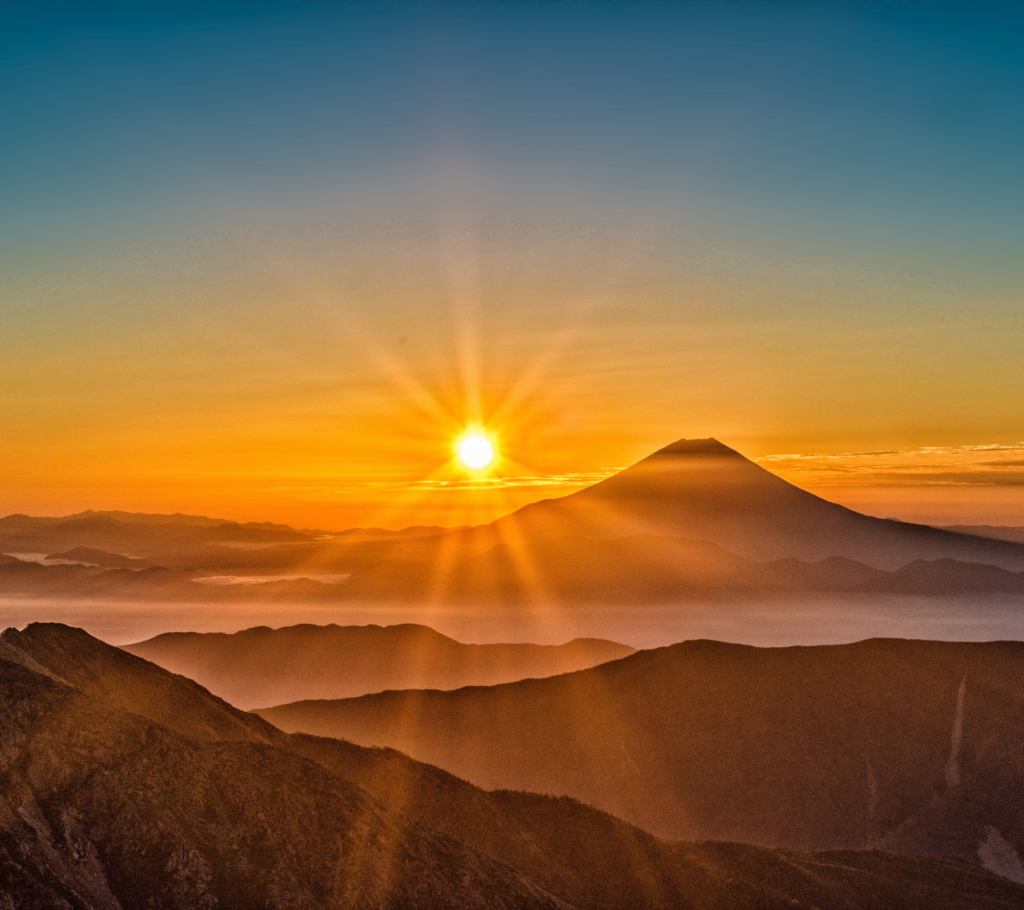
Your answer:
[124,623,635,709]
[0,511,313,555]
[2,622,1021,909]
[5,536,1024,603]
[257,636,1024,882]
[4,438,1024,604]
[943,525,1024,545]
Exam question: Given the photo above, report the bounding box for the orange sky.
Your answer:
[2,219,1022,531]
[3,4,1024,532]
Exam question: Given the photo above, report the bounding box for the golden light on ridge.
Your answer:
[458,434,495,470]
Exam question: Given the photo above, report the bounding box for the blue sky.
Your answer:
[4,1,1022,245]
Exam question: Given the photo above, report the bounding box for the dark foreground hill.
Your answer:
[124,623,634,709]
[3,624,1022,909]
[258,637,1024,881]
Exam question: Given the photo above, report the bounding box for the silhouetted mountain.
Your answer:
[257,637,1024,881]
[485,439,1024,571]
[63,509,306,531]
[866,559,1024,595]
[0,513,313,557]
[124,623,635,709]
[3,624,1022,909]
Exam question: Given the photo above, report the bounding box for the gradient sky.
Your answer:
[2,1,1023,529]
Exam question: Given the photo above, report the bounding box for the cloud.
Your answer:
[365,471,622,493]
[753,444,1024,488]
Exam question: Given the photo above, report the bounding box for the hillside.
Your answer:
[257,636,1024,878]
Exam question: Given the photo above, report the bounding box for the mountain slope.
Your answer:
[257,637,1024,876]
[124,623,634,709]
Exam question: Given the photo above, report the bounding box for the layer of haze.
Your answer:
[2,2,1023,528]
[4,595,1024,653]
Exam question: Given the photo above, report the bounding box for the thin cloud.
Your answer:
[754,444,1024,488]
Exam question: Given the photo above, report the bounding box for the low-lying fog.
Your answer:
[3,594,1024,649]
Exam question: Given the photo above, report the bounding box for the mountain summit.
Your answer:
[492,437,1024,570]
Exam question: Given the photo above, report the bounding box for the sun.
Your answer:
[457,433,495,470]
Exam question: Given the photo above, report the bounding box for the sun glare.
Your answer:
[458,434,495,470]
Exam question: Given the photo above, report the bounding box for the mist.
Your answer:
[5,592,1024,650]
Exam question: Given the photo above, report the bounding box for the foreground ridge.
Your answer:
[1,624,1023,908]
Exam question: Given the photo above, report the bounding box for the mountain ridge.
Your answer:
[123,623,635,708]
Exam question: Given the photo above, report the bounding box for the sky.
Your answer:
[2,0,1023,529]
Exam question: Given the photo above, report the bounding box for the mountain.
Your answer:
[0,513,314,557]
[4,508,333,535]
[865,558,1024,595]
[62,509,306,531]
[480,439,1024,571]
[3,624,1023,909]
[257,637,1024,880]
[124,623,635,709]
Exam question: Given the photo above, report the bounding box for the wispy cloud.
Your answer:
[754,445,1024,487]
[357,470,623,493]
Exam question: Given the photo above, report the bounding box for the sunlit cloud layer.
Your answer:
[363,471,622,493]
[756,445,1024,488]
